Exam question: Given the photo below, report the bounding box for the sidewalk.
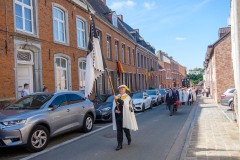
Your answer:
[182,97,240,160]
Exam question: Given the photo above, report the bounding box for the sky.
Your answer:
[106,0,231,70]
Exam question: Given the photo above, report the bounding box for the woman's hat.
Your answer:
[118,84,130,91]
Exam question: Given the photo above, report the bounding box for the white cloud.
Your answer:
[176,37,186,41]
[110,0,136,10]
[143,2,156,10]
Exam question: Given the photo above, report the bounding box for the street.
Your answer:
[0,104,193,160]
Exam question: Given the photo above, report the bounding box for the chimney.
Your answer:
[218,27,230,39]
[118,15,123,21]
[101,0,106,5]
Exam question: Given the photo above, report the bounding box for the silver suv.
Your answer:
[0,91,95,152]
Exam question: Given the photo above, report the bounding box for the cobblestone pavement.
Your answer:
[183,97,240,160]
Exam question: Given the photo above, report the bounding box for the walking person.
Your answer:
[188,89,193,105]
[21,83,30,98]
[182,88,189,105]
[165,88,177,116]
[112,85,138,151]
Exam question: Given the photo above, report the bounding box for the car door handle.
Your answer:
[67,109,70,112]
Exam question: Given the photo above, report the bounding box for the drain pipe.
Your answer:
[4,0,9,55]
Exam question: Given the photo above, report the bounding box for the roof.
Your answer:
[204,30,231,68]
[88,0,134,41]
[121,20,156,54]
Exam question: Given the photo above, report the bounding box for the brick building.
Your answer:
[157,51,187,88]
[204,27,235,103]
[0,0,158,105]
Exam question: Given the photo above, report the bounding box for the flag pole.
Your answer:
[84,0,119,111]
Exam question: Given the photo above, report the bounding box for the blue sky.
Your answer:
[106,0,230,70]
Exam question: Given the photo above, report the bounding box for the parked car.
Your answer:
[220,88,235,107]
[145,90,162,106]
[132,92,152,112]
[94,95,114,122]
[229,98,234,110]
[0,91,95,152]
[159,89,167,103]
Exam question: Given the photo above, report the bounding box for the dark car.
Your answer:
[94,95,114,122]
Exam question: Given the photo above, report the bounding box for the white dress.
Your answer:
[112,94,138,131]
[192,89,197,102]
[183,91,189,103]
[178,89,183,102]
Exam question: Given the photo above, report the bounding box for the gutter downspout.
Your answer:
[4,0,9,55]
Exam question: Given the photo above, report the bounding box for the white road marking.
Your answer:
[20,112,142,160]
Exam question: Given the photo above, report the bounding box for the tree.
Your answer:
[187,68,204,85]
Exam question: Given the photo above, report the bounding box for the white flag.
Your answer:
[85,16,105,98]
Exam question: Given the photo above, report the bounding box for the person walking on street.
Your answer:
[21,83,30,97]
[112,85,138,151]
[182,88,189,105]
[165,88,177,116]
[188,89,193,105]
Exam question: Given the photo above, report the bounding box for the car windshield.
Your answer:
[105,96,114,103]
[132,93,143,99]
[6,94,53,110]
[159,90,165,95]
[146,90,156,95]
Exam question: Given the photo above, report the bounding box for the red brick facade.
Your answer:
[204,31,235,103]
[0,0,158,105]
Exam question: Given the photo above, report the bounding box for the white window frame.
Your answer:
[112,13,118,28]
[52,3,69,45]
[14,0,35,34]
[115,41,119,60]
[122,44,125,63]
[78,58,86,92]
[54,54,71,91]
[76,17,87,49]
[127,47,130,65]
[107,36,111,59]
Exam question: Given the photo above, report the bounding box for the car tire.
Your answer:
[142,104,145,112]
[149,103,153,109]
[82,114,93,133]
[230,102,234,111]
[26,125,49,152]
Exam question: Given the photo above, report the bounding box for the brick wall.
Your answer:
[214,34,235,102]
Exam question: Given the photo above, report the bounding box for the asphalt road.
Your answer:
[9,104,194,160]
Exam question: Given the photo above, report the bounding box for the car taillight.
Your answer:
[221,94,226,98]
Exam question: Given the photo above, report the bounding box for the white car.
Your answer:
[145,90,162,106]
[132,92,152,112]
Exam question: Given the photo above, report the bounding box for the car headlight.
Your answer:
[135,103,141,105]
[1,119,27,126]
[101,107,111,112]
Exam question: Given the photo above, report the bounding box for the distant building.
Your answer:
[204,27,234,103]
[157,51,187,88]
[187,70,203,75]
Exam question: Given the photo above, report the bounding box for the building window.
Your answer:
[79,58,86,92]
[15,0,34,33]
[107,36,111,59]
[127,47,130,65]
[96,29,102,47]
[55,56,69,91]
[53,5,68,43]
[132,49,135,66]
[141,55,143,68]
[122,44,125,63]
[76,18,87,49]
[115,41,119,60]
[112,13,118,28]
[137,53,140,68]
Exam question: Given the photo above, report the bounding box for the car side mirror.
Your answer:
[49,104,59,111]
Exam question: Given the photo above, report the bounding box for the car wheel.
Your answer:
[82,114,93,133]
[142,104,146,112]
[26,125,49,152]
[149,102,153,109]
[230,102,234,111]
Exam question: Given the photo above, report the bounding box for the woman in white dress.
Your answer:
[182,88,189,105]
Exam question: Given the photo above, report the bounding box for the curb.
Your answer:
[179,100,200,160]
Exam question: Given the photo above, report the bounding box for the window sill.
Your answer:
[77,47,88,52]
[54,40,70,47]
[15,29,38,38]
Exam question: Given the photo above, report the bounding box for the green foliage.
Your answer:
[187,73,203,85]
[193,67,204,73]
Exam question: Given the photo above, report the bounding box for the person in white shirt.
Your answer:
[21,83,30,97]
